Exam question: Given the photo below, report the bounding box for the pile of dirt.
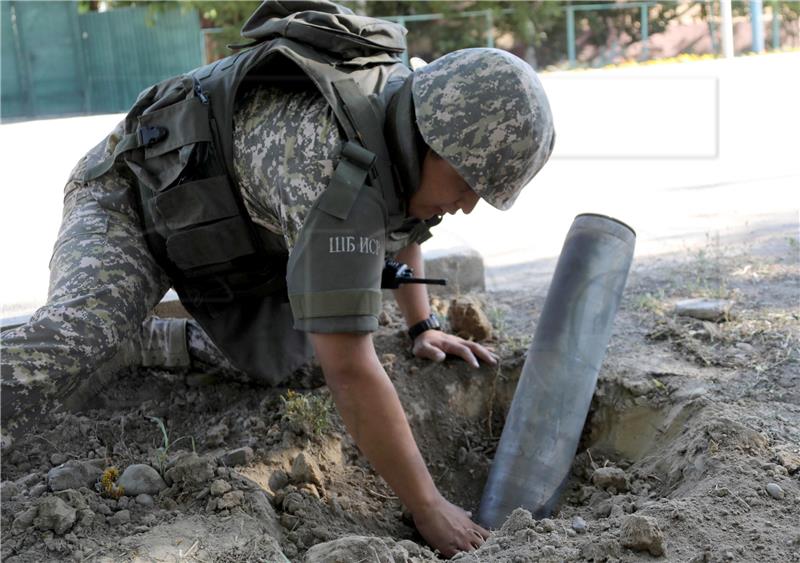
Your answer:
[1,232,798,562]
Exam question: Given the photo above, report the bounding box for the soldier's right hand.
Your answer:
[412,494,490,558]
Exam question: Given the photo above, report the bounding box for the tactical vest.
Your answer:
[83,1,431,384]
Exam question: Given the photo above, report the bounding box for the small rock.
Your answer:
[206,423,229,447]
[29,484,47,498]
[118,464,167,496]
[378,310,392,326]
[34,497,76,535]
[220,447,254,467]
[269,470,290,492]
[216,490,244,510]
[47,461,102,492]
[499,508,536,534]
[117,496,130,509]
[164,453,214,488]
[95,503,112,516]
[775,450,800,474]
[54,489,88,510]
[592,467,629,492]
[135,494,154,507]
[572,516,587,533]
[300,483,320,498]
[447,296,492,341]
[766,483,785,500]
[1,480,21,502]
[620,514,666,557]
[109,509,131,526]
[291,453,324,488]
[539,518,556,532]
[674,298,734,322]
[12,506,39,534]
[15,473,43,488]
[210,479,232,497]
[50,453,68,466]
[610,504,625,518]
[161,498,178,511]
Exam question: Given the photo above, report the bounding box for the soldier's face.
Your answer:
[409,151,480,220]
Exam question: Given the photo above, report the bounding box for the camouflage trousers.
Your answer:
[1,128,244,449]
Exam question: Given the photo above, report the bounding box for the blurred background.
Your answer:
[1,0,798,319]
[2,0,798,121]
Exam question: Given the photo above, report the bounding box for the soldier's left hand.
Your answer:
[412,330,497,368]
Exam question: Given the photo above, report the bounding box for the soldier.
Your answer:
[1,2,554,556]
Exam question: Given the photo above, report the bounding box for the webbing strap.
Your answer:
[332,78,396,203]
[317,142,375,220]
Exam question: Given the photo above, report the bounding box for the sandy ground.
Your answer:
[0,224,797,562]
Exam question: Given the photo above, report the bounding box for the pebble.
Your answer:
[118,464,167,496]
[1,481,21,502]
[210,479,232,497]
[592,467,629,492]
[47,461,102,492]
[50,453,68,466]
[135,494,154,507]
[571,516,587,533]
[619,514,666,557]
[539,518,556,532]
[11,506,39,533]
[29,484,48,498]
[269,470,290,492]
[447,296,492,341]
[766,483,785,500]
[291,452,324,488]
[15,473,43,488]
[220,447,254,467]
[109,509,131,526]
[164,453,215,488]
[34,497,76,535]
[206,423,229,447]
[216,490,244,510]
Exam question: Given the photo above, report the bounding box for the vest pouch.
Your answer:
[151,175,240,232]
[131,97,213,193]
[166,217,258,272]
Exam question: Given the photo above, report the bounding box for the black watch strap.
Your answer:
[408,314,441,341]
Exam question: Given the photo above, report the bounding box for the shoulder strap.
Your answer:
[330,77,398,210]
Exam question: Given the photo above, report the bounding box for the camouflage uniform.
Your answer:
[0,84,338,446]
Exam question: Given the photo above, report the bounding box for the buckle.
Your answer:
[138,126,168,148]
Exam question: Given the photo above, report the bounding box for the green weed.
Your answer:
[281,390,333,438]
[147,416,196,477]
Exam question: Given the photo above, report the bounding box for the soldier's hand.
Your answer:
[412,330,497,368]
[412,494,490,557]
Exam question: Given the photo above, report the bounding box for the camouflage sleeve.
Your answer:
[286,181,386,334]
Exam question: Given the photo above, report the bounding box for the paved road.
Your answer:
[1,53,798,317]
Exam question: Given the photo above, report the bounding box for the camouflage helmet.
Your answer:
[412,48,555,211]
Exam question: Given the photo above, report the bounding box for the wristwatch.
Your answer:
[408,314,441,341]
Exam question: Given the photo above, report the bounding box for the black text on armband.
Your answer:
[328,235,381,255]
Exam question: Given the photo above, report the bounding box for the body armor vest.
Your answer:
[83,1,425,383]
